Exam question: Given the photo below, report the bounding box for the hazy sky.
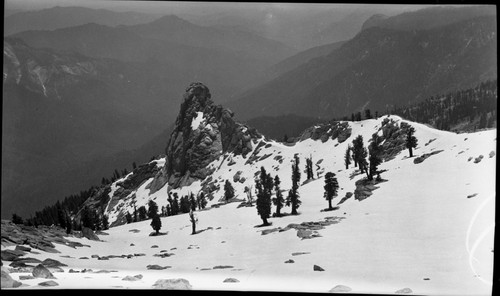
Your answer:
[5,0,433,16]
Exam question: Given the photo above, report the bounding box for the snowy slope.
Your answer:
[3,116,495,294]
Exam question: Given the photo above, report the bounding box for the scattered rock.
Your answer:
[329,285,352,293]
[223,278,240,283]
[32,264,56,279]
[130,243,135,246]
[474,155,484,163]
[147,265,171,270]
[1,267,22,288]
[15,245,31,252]
[79,257,89,260]
[12,257,41,265]
[81,227,100,241]
[291,252,310,256]
[19,275,35,280]
[423,278,430,281]
[489,151,495,158]
[38,280,59,287]
[154,253,174,258]
[213,265,234,269]
[313,265,325,271]
[413,150,444,164]
[151,245,159,248]
[152,278,193,290]
[284,259,294,264]
[395,288,413,294]
[467,193,478,199]
[122,274,143,281]
[1,249,26,261]
[129,229,141,233]
[68,269,79,273]
[41,258,67,268]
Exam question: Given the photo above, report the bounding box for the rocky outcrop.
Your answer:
[299,121,352,143]
[1,221,89,253]
[151,83,261,191]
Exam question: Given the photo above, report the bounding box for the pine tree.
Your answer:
[166,205,171,216]
[405,126,418,157]
[125,212,133,224]
[138,206,147,221]
[224,180,235,201]
[189,193,197,211]
[180,196,191,213]
[189,210,198,235]
[355,112,362,121]
[306,155,314,180]
[197,192,207,210]
[272,175,284,217]
[147,200,159,219]
[132,162,137,170]
[351,113,355,121]
[150,214,162,235]
[368,134,383,180]
[344,146,351,169]
[255,167,272,225]
[365,109,372,119]
[81,206,93,229]
[172,193,180,215]
[12,213,23,225]
[56,202,66,229]
[65,215,72,234]
[133,205,138,222]
[102,214,109,230]
[352,135,368,173]
[323,172,339,210]
[286,154,302,215]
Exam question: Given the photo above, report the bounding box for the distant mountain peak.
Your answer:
[150,14,193,27]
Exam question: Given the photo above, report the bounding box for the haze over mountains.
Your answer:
[229,7,497,121]
[2,3,497,221]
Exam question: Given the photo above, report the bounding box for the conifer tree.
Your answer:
[150,214,162,235]
[272,175,284,217]
[65,215,72,234]
[11,213,23,225]
[355,112,362,121]
[197,192,207,210]
[189,210,197,235]
[344,146,352,169]
[138,206,147,221]
[323,172,339,210]
[81,206,93,229]
[166,205,171,216]
[405,126,418,157]
[180,196,191,213]
[352,135,368,173]
[125,212,133,223]
[224,180,235,201]
[365,109,372,119]
[102,214,109,230]
[147,200,158,219]
[286,154,302,215]
[306,155,314,180]
[368,134,383,180]
[189,193,197,211]
[255,167,272,225]
[172,193,180,215]
[56,202,66,229]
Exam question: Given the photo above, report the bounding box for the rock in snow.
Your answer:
[153,278,193,290]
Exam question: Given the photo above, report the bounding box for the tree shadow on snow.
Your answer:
[253,222,273,228]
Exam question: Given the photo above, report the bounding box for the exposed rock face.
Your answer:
[299,121,352,143]
[151,82,261,191]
